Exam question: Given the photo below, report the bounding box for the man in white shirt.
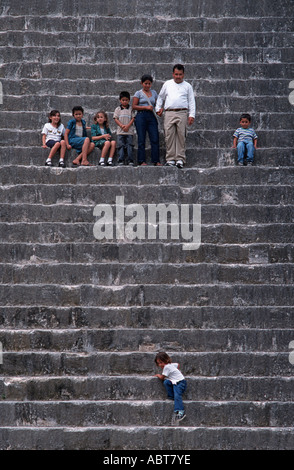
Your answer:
[156,64,195,167]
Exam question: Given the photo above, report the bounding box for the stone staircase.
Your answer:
[0,0,294,450]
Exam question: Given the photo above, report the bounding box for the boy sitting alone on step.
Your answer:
[232,113,258,166]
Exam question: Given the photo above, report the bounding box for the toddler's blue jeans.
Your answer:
[163,379,187,412]
[237,140,254,163]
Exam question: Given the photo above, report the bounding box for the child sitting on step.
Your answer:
[154,351,187,424]
[232,113,258,166]
[91,111,116,166]
[64,106,95,166]
[41,110,66,167]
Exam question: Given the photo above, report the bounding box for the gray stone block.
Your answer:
[0,400,294,428]
[1,351,293,377]
[2,375,294,401]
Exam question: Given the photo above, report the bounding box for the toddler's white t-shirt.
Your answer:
[162,363,185,384]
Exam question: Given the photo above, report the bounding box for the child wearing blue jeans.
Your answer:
[233,113,258,166]
[113,91,135,166]
[154,352,187,424]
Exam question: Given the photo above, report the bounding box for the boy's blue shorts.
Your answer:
[69,136,87,153]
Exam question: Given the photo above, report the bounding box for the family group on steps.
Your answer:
[42,63,257,169]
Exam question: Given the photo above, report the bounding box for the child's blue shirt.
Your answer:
[67,118,87,141]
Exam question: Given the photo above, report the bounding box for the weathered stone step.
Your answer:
[1,147,292,168]
[1,0,291,18]
[1,127,292,147]
[1,263,293,286]
[0,284,292,307]
[1,79,292,102]
[3,45,292,64]
[1,166,293,187]
[1,376,294,401]
[1,203,293,225]
[1,222,293,244]
[0,328,293,352]
[1,306,293,330]
[2,108,293,131]
[0,400,293,427]
[0,425,293,450]
[2,61,290,83]
[1,91,291,116]
[1,183,294,205]
[2,31,293,48]
[0,243,293,265]
[1,351,292,377]
[1,15,293,34]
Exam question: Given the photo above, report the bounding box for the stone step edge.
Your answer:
[1,261,294,267]
[2,374,291,379]
[2,241,293,245]
[2,164,293,169]
[1,282,293,287]
[2,376,293,387]
[0,425,292,431]
[1,399,292,406]
[2,183,293,189]
[1,327,293,332]
[0,351,289,356]
[1,203,294,207]
[1,146,293,150]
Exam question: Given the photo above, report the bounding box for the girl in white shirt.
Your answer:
[41,110,66,167]
[154,351,187,423]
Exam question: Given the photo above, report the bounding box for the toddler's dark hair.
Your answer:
[154,352,172,365]
[48,110,61,126]
[72,106,84,115]
[240,113,251,122]
[119,91,130,100]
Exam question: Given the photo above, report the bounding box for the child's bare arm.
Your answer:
[154,373,165,380]
[232,137,238,148]
[124,117,135,132]
[42,134,47,147]
[64,128,71,149]
[92,134,111,141]
[114,118,124,129]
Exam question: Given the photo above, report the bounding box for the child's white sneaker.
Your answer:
[99,158,105,166]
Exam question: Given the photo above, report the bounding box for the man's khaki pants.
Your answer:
[164,110,188,163]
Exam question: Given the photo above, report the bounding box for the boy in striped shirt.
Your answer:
[233,113,258,166]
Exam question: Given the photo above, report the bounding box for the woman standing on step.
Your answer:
[132,75,161,166]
